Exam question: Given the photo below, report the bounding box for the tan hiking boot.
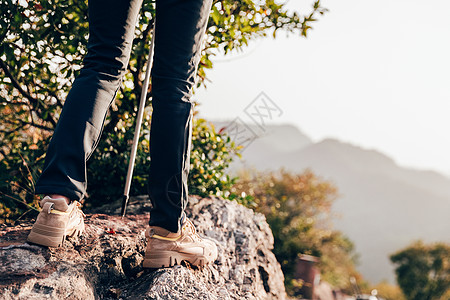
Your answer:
[27,196,85,247]
[143,218,218,268]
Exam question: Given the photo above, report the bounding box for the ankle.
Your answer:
[47,194,71,205]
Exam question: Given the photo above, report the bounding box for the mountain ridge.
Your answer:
[212,120,450,283]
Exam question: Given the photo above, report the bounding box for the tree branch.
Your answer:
[2,117,54,132]
[0,59,57,127]
[19,119,54,131]
[0,122,27,135]
[0,59,39,106]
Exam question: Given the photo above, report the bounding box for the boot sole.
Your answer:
[143,250,215,269]
[27,222,84,247]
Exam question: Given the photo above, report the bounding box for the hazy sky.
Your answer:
[195,0,450,177]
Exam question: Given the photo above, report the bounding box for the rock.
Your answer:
[0,196,287,299]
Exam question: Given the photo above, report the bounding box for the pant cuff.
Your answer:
[34,185,83,201]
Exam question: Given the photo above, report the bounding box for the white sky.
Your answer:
[195,0,450,177]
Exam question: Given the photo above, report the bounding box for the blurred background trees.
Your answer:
[390,241,450,300]
[231,169,361,296]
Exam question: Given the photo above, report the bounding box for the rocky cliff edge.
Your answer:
[0,196,287,299]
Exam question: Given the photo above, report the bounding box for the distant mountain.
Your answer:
[213,121,313,154]
[212,120,450,284]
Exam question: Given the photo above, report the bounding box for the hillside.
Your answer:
[216,121,450,283]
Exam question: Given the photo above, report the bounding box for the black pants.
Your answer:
[34,0,213,233]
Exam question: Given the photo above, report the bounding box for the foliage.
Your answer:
[84,108,153,207]
[390,241,450,300]
[231,169,360,296]
[0,114,242,220]
[189,118,243,199]
[1,0,326,220]
[0,137,46,223]
[86,115,242,207]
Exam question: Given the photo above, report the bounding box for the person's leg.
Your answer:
[35,0,144,201]
[147,0,213,233]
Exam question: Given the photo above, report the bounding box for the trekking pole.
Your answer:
[121,19,156,217]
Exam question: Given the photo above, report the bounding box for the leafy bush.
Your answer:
[85,107,152,208]
[0,138,47,223]
[390,241,450,300]
[189,118,242,199]
[231,169,360,296]
[86,114,242,208]
[0,114,242,221]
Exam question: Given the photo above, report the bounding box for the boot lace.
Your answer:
[183,219,202,242]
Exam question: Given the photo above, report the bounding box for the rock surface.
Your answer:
[0,196,287,299]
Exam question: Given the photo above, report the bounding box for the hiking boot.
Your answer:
[27,196,85,247]
[143,218,218,268]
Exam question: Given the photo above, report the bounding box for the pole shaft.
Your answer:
[121,22,156,217]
